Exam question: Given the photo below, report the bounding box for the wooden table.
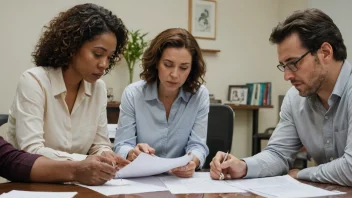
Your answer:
[1,180,351,198]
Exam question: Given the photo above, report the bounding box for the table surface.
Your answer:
[0,180,351,198]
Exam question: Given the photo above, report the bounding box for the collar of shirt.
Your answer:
[143,81,192,102]
[48,68,92,97]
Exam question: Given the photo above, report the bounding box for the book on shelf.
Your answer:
[246,82,272,106]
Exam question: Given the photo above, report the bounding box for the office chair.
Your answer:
[0,114,8,127]
[203,104,235,169]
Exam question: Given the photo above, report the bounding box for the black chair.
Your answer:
[203,104,234,169]
[0,114,8,127]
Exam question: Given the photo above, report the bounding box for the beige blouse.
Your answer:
[6,67,112,161]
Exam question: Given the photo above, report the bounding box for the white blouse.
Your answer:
[6,67,112,161]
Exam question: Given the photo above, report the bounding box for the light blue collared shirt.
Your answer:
[114,80,209,168]
[243,61,352,186]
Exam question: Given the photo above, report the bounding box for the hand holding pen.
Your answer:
[219,151,229,180]
[209,151,248,180]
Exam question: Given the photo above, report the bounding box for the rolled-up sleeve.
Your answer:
[0,137,41,182]
[242,92,302,178]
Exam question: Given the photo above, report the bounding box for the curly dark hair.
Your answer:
[140,28,206,94]
[32,3,128,74]
[270,8,346,61]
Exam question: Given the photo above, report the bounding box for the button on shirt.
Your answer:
[113,80,209,168]
[5,67,112,161]
[243,61,352,186]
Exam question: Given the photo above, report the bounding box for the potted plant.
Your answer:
[123,30,148,84]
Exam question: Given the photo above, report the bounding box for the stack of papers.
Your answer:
[116,152,193,178]
[79,177,167,196]
[227,175,345,197]
[0,191,76,198]
[159,172,245,194]
[78,153,346,197]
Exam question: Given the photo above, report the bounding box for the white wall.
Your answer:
[308,0,352,63]
[0,0,310,158]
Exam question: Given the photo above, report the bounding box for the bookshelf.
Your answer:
[225,103,274,156]
[225,104,273,110]
[201,49,220,53]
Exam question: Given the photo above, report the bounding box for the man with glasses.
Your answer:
[210,8,352,186]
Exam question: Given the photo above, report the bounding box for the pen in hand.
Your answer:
[219,151,229,180]
[112,162,124,184]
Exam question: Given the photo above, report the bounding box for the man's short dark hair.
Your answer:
[270,8,347,61]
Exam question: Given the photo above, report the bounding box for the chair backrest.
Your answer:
[203,104,235,169]
[0,114,8,127]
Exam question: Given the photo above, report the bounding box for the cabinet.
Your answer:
[107,101,120,124]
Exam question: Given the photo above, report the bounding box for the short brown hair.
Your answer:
[32,3,128,74]
[270,8,346,61]
[140,28,206,94]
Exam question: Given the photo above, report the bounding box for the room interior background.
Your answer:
[0,0,350,158]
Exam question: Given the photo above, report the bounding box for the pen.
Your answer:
[112,162,124,184]
[219,151,229,180]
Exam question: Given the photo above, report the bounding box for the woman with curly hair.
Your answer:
[114,28,209,178]
[6,3,129,166]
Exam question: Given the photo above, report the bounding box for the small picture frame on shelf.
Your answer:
[228,85,248,105]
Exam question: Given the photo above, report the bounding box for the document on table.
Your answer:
[0,190,77,198]
[159,172,246,194]
[107,124,117,139]
[116,152,193,178]
[226,175,345,198]
[78,177,167,196]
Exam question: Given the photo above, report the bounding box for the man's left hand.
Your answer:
[288,169,300,179]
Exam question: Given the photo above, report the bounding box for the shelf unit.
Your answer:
[201,49,220,53]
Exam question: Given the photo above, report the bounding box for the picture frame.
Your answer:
[228,85,248,105]
[188,0,217,40]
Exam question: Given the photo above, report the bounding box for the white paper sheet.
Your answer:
[159,172,246,194]
[0,190,77,198]
[78,177,167,196]
[107,124,117,139]
[116,152,193,178]
[227,175,345,198]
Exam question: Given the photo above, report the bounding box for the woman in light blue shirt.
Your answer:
[114,28,209,178]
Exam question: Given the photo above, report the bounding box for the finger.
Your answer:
[213,151,226,171]
[138,144,151,154]
[133,147,142,155]
[99,169,115,181]
[225,173,232,180]
[220,159,234,169]
[210,169,220,180]
[94,178,109,186]
[172,170,194,178]
[210,165,221,178]
[115,155,130,165]
[149,147,156,155]
[96,155,115,165]
[98,161,117,176]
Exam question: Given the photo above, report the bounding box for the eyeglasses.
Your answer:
[277,51,311,72]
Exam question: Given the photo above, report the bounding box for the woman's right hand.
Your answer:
[127,143,155,161]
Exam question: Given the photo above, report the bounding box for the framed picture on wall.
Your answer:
[188,0,217,39]
[228,85,248,105]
